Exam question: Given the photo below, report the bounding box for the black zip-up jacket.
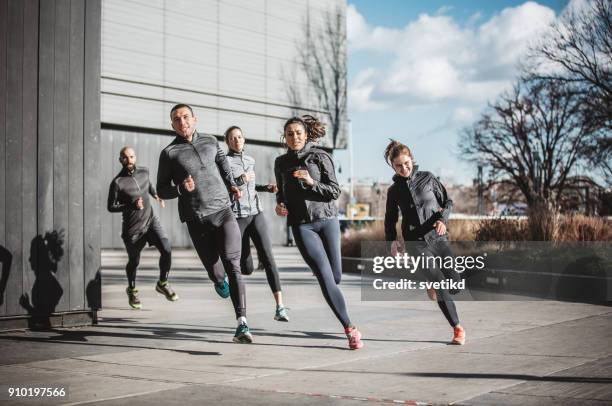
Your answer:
[227,151,271,218]
[384,166,453,243]
[107,166,157,242]
[156,132,236,222]
[274,142,340,226]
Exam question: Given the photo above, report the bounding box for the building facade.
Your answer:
[100,0,347,248]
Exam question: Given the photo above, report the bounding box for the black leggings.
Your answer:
[292,217,351,328]
[416,240,460,327]
[123,216,171,288]
[187,207,246,318]
[237,213,281,293]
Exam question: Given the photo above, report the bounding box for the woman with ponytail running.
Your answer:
[224,125,289,322]
[383,139,466,345]
[274,115,363,350]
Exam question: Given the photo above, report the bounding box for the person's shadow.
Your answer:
[20,230,65,329]
[0,244,12,306]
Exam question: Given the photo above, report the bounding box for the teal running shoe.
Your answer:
[233,323,253,344]
[214,278,230,299]
[274,306,290,322]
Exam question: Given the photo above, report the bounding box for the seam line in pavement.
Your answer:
[486,390,612,402]
[65,357,256,377]
[450,353,611,405]
[60,386,183,406]
[10,364,207,386]
[454,351,596,359]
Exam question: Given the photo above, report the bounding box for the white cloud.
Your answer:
[452,107,475,123]
[348,2,557,112]
[350,68,387,111]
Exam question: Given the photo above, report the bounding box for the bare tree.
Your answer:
[284,5,348,148]
[460,80,593,209]
[527,0,611,182]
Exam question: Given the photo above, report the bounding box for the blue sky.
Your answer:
[335,0,568,186]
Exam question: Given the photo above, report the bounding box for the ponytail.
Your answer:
[384,139,414,166]
[283,115,326,142]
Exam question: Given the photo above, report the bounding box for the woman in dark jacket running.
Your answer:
[383,139,465,345]
[224,126,289,322]
[274,115,363,350]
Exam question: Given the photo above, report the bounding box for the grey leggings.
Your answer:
[237,213,282,293]
[292,217,351,328]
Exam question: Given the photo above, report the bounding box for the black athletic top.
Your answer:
[156,132,236,222]
[107,166,157,242]
[274,142,340,226]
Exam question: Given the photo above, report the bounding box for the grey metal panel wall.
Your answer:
[22,0,39,315]
[0,0,6,316]
[84,0,102,312]
[100,127,287,248]
[4,0,25,316]
[0,0,101,318]
[100,0,346,147]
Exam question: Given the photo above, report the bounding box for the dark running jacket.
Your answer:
[107,166,157,242]
[384,166,453,243]
[274,142,340,226]
[156,132,236,222]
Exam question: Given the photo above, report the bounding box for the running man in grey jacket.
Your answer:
[224,126,288,322]
[107,146,177,309]
[156,104,252,343]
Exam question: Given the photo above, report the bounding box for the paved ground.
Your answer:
[0,246,610,405]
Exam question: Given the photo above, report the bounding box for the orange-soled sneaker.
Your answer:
[345,326,364,350]
[451,325,465,345]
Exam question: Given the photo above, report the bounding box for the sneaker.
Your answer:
[233,323,253,344]
[345,326,363,350]
[274,306,290,322]
[214,278,230,299]
[451,326,466,345]
[426,288,437,301]
[126,287,141,309]
[156,280,178,301]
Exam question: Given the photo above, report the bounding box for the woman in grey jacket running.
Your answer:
[275,115,363,350]
[224,126,289,322]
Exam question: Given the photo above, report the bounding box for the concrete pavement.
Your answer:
[0,246,610,405]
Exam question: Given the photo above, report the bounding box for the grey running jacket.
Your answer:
[156,132,236,222]
[226,151,272,218]
[107,166,157,242]
[274,142,340,226]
